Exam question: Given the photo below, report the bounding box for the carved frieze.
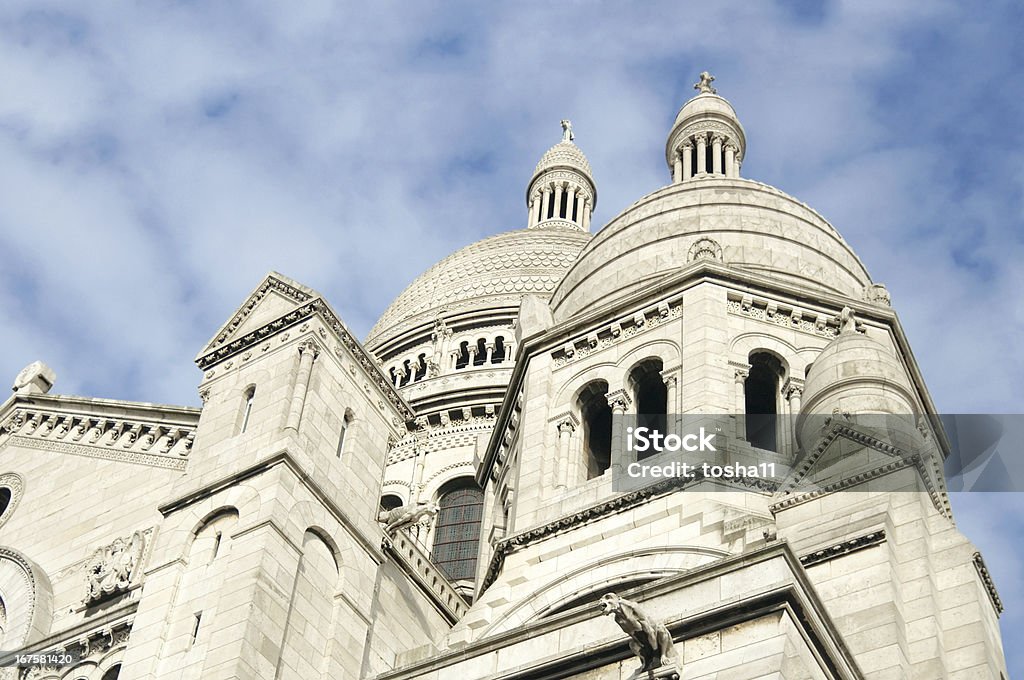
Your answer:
[552,300,682,368]
[726,292,840,339]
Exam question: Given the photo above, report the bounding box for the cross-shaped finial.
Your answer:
[560,119,574,142]
[694,71,716,94]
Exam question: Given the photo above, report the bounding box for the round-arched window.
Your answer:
[431,478,484,581]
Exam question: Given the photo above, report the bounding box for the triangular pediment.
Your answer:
[197,272,321,360]
[773,420,951,518]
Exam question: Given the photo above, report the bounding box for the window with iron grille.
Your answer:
[432,479,483,581]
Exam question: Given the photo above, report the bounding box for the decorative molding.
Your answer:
[727,292,840,339]
[0,472,25,529]
[552,300,682,368]
[2,406,195,470]
[799,530,886,567]
[196,298,415,422]
[973,552,1004,616]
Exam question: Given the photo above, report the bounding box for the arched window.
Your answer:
[101,664,122,680]
[337,409,354,458]
[238,385,256,434]
[492,336,506,363]
[0,488,10,518]
[432,478,484,582]
[745,352,784,452]
[400,359,412,386]
[629,359,667,460]
[473,338,487,366]
[415,354,428,381]
[0,594,7,647]
[380,494,404,512]
[578,380,612,479]
[455,341,470,369]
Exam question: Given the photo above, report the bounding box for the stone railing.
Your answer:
[386,529,469,622]
[1,406,196,471]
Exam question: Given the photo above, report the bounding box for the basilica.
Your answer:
[0,74,1008,679]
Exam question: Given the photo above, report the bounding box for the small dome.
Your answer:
[533,140,593,177]
[671,92,741,130]
[797,310,918,448]
[366,228,590,348]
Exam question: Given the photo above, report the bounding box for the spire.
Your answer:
[526,121,596,232]
[666,71,746,183]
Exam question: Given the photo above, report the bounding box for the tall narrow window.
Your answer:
[239,386,256,434]
[630,359,667,461]
[337,410,353,458]
[432,478,484,582]
[190,612,202,647]
[101,665,122,680]
[455,341,470,369]
[745,352,784,452]
[578,380,612,479]
[473,338,487,366]
[492,336,506,363]
[210,531,222,563]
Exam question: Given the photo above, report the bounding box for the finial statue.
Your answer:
[561,119,574,142]
[694,71,716,95]
[600,593,679,676]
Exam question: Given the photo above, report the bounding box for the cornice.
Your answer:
[799,530,887,567]
[195,297,414,422]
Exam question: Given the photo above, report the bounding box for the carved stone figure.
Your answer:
[378,501,439,535]
[600,592,678,674]
[561,119,573,142]
[84,531,145,604]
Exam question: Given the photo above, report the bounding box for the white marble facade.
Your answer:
[0,75,1008,679]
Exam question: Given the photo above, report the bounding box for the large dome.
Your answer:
[549,177,873,322]
[367,227,590,348]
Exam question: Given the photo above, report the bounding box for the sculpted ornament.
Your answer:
[84,531,145,604]
[378,500,439,535]
[600,593,680,677]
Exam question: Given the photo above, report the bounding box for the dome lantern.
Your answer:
[665,72,746,183]
[526,120,597,232]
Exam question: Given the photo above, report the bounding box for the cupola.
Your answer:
[526,120,597,231]
[665,72,746,182]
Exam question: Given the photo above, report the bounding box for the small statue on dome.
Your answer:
[560,119,574,142]
[694,71,717,94]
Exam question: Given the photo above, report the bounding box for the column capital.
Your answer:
[606,389,632,412]
[730,361,751,383]
[297,338,320,359]
[711,134,725,145]
[681,138,694,149]
[782,377,805,399]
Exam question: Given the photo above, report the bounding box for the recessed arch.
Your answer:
[431,477,484,582]
[0,546,53,649]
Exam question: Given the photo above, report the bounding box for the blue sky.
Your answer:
[1,0,1022,673]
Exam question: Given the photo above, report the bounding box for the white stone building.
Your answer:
[0,74,1008,679]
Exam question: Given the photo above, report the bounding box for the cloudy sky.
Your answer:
[1,0,1022,673]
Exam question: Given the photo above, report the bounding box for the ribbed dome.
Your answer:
[366,227,590,348]
[533,140,592,177]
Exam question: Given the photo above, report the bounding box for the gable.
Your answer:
[197,272,320,360]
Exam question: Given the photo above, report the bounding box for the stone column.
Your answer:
[784,378,804,456]
[527,197,536,227]
[673,152,683,183]
[567,188,578,223]
[485,343,495,364]
[734,366,750,441]
[468,345,478,366]
[712,135,723,174]
[540,186,551,222]
[553,183,564,219]
[505,340,516,360]
[661,371,679,435]
[682,141,693,181]
[725,145,737,178]
[607,390,632,475]
[285,339,319,432]
[582,199,591,230]
[696,135,707,175]
[449,351,459,370]
[734,154,742,178]
[392,368,402,388]
[556,417,576,491]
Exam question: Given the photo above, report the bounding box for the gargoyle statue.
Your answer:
[600,592,678,673]
[377,500,439,535]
